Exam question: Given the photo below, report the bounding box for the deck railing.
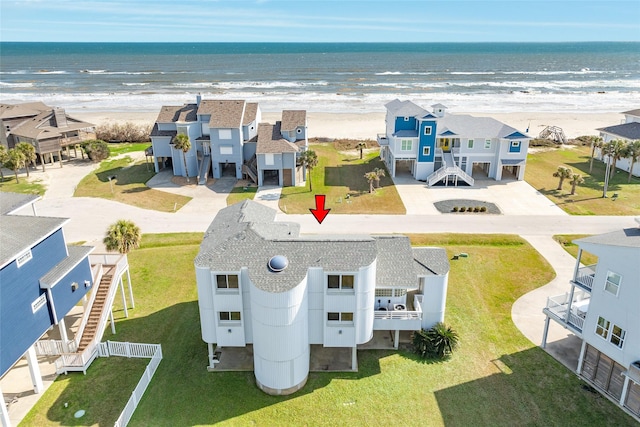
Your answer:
[573,264,597,291]
[544,293,589,332]
[35,339,77,356]
[374,295,423,320]
[377,134,389,146]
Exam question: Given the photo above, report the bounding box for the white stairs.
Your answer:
[427,152,474,187]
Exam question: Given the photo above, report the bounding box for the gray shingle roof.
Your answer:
[150,123,177,137]
[622,109,640,117]
[155,104,198,123]
[0,192,40,215]
[0,215,68,268]
[438,114,523,139]
[413,247,450,276]
[0,102,50,119]
[256,122,299,154]
[10,110,95,140]
[40,245,94,288]
[575,227,640,249]
[385,99,428,119]
[281,110,306,132]
[597,122,640,140]
[196,201,446,294]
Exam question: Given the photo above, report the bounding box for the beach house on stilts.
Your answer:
[377,99,530,186]
[194,200,449,395]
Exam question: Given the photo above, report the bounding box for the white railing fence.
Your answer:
[112,342,163,427]
[35,339,78,356]
[574,264,596,290]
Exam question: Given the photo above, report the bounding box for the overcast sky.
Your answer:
[1,0,638,43]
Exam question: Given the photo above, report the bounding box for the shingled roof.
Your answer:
[10,109,95,140]
[207,100,246,128]
[597,122,640,140]
[0,102,50,119]
[155,104,198,123]
[256,122,299,154]
[243,103,259,126]
[281,110,306,132]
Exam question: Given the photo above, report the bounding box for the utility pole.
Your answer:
[602,155,611,198]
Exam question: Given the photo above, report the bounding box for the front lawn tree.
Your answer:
[104,219,141,254]
[374,167,386,188]
[172,133,191,183]
[364,171,378,193]
[623,140,640,183]
[15,142,37,177]
[299,149,318,191]
[553,166,572,190]
[569,173,584,195]
[602,139,627,197]
[4,148,26,183]
[585,136,603,173]
[412,322,459,359]
[356,141,367,160]
[0,145,7,180]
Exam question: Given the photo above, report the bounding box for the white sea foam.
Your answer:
[122,82,149,86]
[0,82,35,88]
[37,70,67,74]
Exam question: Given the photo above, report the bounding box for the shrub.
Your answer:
[412,322,459,359]
[473,207,480,212]
[452,207,459,212]
[96,122,152,143]
[82,140,110,161]
[459,207,466,212]
[480,206,487,212]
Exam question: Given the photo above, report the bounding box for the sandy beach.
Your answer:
[72,110,623,141]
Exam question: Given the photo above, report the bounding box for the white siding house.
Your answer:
[194,200,449,395]
[596,108,640,179]
[542,220,640,420]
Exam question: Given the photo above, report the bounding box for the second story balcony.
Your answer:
[377,133,389,146]
[373,294,423,331]
[543,291,590,336]
[572,264,596,292]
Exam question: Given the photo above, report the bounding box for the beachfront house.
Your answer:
[377,99,530,186]
[194,200,449,395]
[150,95,308,186]
[596,108,640,178]
[0,193,95,426]
[0,102,96,169]
[541,221,640,420]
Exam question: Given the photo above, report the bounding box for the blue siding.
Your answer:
[49,258,93,323]
[0,229,67,375]
[394,116,417,133]
[418,120,437,163]
[509,141,521,153]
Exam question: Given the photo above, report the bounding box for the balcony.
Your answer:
[373,295,422,331]
[572,264,596,292]
[543,291,590,335]
[377,133,389,146]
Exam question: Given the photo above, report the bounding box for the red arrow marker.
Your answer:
[309,195,331,224]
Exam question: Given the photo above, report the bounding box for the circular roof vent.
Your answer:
[268,255,288,272]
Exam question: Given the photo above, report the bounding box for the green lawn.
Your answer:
[0,175,46,196]
[226,181,257,206]
[553,234,598,266]
[279,143,406,214]
[107,142,151,157]
[21,233,636,426]
[526,146,640,215]
[73,156,192,212]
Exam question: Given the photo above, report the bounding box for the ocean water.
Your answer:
[1,42,639,113]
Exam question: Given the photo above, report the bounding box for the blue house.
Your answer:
[378,100,530,186]
[150,95,308,186]
[0,192,94,425]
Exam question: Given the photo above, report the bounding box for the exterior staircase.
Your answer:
[539,125,567,144]
[243,155,258,184]
[76,267,114,352]
[198,154,211,185]
[427,152,474,186]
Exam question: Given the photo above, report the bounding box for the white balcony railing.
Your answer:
[377,133,389,146]
[544,292,589,333]
[374,294,423,321]
[573,264,596,291]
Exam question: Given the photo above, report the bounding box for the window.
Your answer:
[265,153,274,165]
[216,274,239,289]
[218,129,232,140]
[404,116,409,121]
[468,139,474,149]
[297,128,302,134]
[424,126,432,136]
[596,316,610,339]
[511,141,521,148]
[327,274,354,290]
[422,146,431,156]
[610,324,626,348]
[16,249,33,267]
[220,145,233,155]
[327,312,354,322]
[605,271,621,296]
[484,140,492,149]
[401,140,412,151]
[219,311,241,322]
[375,289,393,297]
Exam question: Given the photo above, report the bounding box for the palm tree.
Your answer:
[623,140,640,183]
[552,166,572,190]
[602,139,627,197]
[374,167,386,188]
[586,136,603,173]
[103,219,141,254]
[364,171,378,193]
[172,133,191,183]
[15,142,36,178]
[355,142,367,160]
[569,173,584,195]
[4,148,26,184]
[0,145,7,181]
[299,150,318,191]
[412,322,459,359]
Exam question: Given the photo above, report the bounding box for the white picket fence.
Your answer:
[35,339,77,356]
[104,341,163,427]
